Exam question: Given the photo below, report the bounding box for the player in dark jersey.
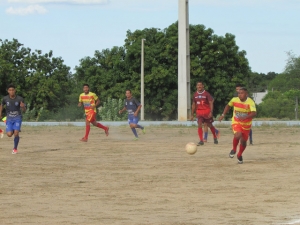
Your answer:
[0,84,26,154]
[191,82,218,145]
[119,89,145,140]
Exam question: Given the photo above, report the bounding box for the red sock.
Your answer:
[0,129,2,132]
[85,125,90,139]
[96,123,107,130]
[237,144,246,157]
[233,137,239,151]
[198,128,203,141]
[209,126,217,138]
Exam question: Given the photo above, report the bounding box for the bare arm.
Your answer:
[95,99,100,107]
[134,105,142,116]
[218,105,231,122]
[0,104,2,119]
[240,111,257,121]
[20,101,26,112]
[119,107,126,114]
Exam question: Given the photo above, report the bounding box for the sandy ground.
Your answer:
[0,125,300,225]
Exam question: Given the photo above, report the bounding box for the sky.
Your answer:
[0,0,299,74]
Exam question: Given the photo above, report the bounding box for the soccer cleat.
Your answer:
[80,137,88,142]
[216,130,220,139]
[197,141,204,146]
[203,139,207,142]
[229,150,236,158]
[105,127,109,137]
[214,138,218,144]
[142,127,146,134]
[237,156,243,164]
[12,149,18,154]
[249,141,253,145]
[133,137,139,141]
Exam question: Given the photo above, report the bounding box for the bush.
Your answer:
[98,98,127,121]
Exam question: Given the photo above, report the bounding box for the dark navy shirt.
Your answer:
[124,97,140,115]
[1,95,24,120]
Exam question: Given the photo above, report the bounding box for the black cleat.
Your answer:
[229,150,236,158]
[197,141,204,146]
[237,156,243,164]
[214,138,218,144]
[249,141,253,145]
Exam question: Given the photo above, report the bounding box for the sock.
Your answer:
[85,125,90,139]
[210,126,217,138]
[237,144,246,157]
[233,137,239,152]
[137,124,144,129]
[14,136,20,149]
[198,128,203,141]
[204,132,208,140]
[249,129,253,142]
[0,129,2,132]
[96,123,107,130]
[131,128,138,137]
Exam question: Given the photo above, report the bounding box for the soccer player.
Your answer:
[119,89,145,140]
[203,96,220,142]
[190,81,218,145]
[0,117,7,138]
[78,84,109,142]
[218,87,257,164]
[0,84,26,154]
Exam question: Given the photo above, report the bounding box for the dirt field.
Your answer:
[0,125,300,225]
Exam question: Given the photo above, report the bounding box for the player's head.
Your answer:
[7,84,16,97]
[125,89,132,99]
[238,87,248,101]
[83,84,89,94]
[235,83,242,92]
[196,81,204,92]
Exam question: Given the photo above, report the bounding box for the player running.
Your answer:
[78,84,109,142]
[235,84,253,145]
[119,89,145,140]
[0,84,26,154]
[190,81,219,146]
[219,87,257,164]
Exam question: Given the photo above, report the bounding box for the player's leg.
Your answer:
[134,116,145,134]
[206,119,218,144]
[249,129,253,145]
[196,117,204,145]
[237,130,250,164]
[89,111,109,137]
[229,124,242,158]
[80,117,91,142]
[128,115,138,139]
[203,123,208,142]
[0,128,3,138]
[11,120,22,154]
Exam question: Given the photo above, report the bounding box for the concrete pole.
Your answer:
[141,38,146,121]
[178,0,191,121]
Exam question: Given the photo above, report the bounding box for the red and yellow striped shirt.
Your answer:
[228,97,256,130]
[79,92,98,114]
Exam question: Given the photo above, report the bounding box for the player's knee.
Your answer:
[6,132,13,137]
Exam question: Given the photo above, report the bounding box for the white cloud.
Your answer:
[7,0,109,4]
[6,4,47,15]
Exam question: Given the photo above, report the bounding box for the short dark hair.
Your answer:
[197,81,204,85]
[239,87,248,92]
[126,89,132,93]
[236,84,243,88]
[7,84,16,89]
[83,84,89,88]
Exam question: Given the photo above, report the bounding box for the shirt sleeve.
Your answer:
[134,98,141,106]
[78,94,82,103]
[228,97,235,107]
[93,93,99,101]
[249,99,257,112]
[207,93,213,102]
[1,97,6,105]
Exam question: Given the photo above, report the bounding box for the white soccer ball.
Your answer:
[185,142,197,155]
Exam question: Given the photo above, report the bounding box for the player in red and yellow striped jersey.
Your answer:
[78,84,109,142]
[219,87,256,164]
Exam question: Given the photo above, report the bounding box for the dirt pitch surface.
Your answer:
[0,125,300,225]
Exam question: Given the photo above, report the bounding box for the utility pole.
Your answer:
[141,39,146,121]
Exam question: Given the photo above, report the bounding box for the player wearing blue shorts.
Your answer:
[119,89,145,140]
[0,84,26,154]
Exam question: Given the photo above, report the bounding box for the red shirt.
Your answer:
[193,90,213,112]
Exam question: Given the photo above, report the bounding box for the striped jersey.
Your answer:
[79,92,98,114]
[228,97,256,130]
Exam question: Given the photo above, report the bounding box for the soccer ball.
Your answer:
[185,142,197,155]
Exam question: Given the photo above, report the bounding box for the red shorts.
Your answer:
[232,124,250,141]
[86,111,96,122]
[196,109,213,124]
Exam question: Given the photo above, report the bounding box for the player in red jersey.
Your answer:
[78,84,109,142]
[191,81,219,145]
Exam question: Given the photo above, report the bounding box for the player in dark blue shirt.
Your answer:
[0,84,26,154]
[119,89,145,140]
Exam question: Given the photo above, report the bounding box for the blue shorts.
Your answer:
[6,119,22,132]
[128,115,139,125]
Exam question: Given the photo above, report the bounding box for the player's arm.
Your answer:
[218,104,231,122]
[0,103,3,119]
[95,98,100,107]
[209,100,214,115]
[20,100,26,112]
[134,105,142,117]
[119,107,126,114]
[191,101,195,121]
[240,111,257,121]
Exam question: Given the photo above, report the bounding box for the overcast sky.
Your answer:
[1,0,299,74]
